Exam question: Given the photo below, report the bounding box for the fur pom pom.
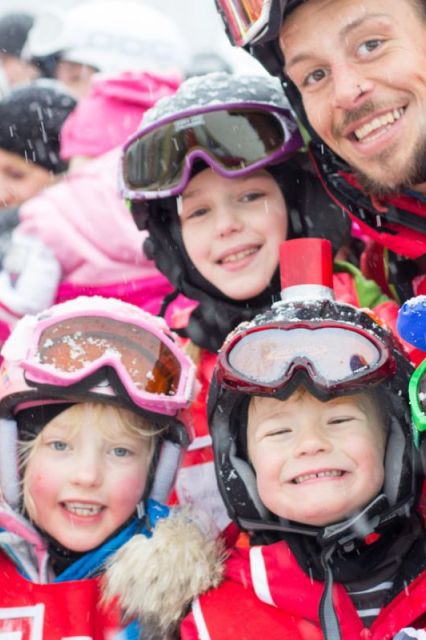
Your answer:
[103,509,225,638]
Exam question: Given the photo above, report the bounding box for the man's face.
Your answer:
[280,0,426,195]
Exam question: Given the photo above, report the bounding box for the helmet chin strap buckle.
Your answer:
[320,494,389,547]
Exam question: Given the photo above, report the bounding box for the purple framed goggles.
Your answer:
[21,310,195,417]
[120,102,303,201]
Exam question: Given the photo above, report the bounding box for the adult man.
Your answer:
[215,0,426,300]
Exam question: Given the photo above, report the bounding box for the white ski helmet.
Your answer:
[24,2,190,76]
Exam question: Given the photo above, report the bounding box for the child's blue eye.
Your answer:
[112,447,132,457]
[49,440,68,451]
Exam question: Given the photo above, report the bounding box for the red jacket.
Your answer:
[0,551,122,639]
[181,540,426,640]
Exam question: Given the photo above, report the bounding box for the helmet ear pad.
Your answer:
[382,397,420,508]
[210,390,270,526]
[266,157,351,255]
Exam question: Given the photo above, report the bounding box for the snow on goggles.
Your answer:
[120,104,302,200]
[21,312,194,416]
[409,358,426,447]
[218,322,395,394]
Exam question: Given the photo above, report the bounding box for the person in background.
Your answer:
[0,12,39,93]
[0,69,186,343]
[0,79,76,275]
[0,79,76,210]
[23,1,190,99]
[60,70,182,170]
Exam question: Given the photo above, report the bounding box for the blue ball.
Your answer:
[397,296,426,351]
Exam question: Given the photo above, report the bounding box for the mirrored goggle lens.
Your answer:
[32,316,181,396]
[215,0,270,46]
[123,108,286,192]
[227,327,383,386]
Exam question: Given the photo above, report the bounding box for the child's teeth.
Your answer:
[64,502,102,516]
[294,470,343,484]
[222,247,257,263]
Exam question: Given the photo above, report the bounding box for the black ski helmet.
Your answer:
[208,238,418,541]
[127,72,350,351]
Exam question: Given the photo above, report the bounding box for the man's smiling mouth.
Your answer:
[353,107,404,142]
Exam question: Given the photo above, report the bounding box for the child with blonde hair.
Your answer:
[0,296,221,639]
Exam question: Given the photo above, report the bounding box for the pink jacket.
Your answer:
[0,148,191,332]
[19,148,154,285]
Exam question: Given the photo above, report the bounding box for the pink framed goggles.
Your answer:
[120,102,303,201]
[21,311,195,416]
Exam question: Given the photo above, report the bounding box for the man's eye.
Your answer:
[303,68,326,87]
[358,39,383,56]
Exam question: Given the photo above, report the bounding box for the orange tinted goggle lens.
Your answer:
[36,316,181,396]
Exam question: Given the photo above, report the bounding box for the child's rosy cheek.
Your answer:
[28,472,49,491]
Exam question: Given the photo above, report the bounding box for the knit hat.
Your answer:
[0,12,34,58]
[60,70,180,160]
[0,78,76,173]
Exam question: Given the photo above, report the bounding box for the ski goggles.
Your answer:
[409,358,426,447]
[214,0,289,47]
[120,103,302,200]
[21,311,195,416]
[218,321,395,394]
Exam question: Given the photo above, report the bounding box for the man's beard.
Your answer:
[353,134,426,198]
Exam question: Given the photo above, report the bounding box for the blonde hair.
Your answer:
[19,402,161,517]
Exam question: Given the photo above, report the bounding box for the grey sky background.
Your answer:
[0,0,266,73]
